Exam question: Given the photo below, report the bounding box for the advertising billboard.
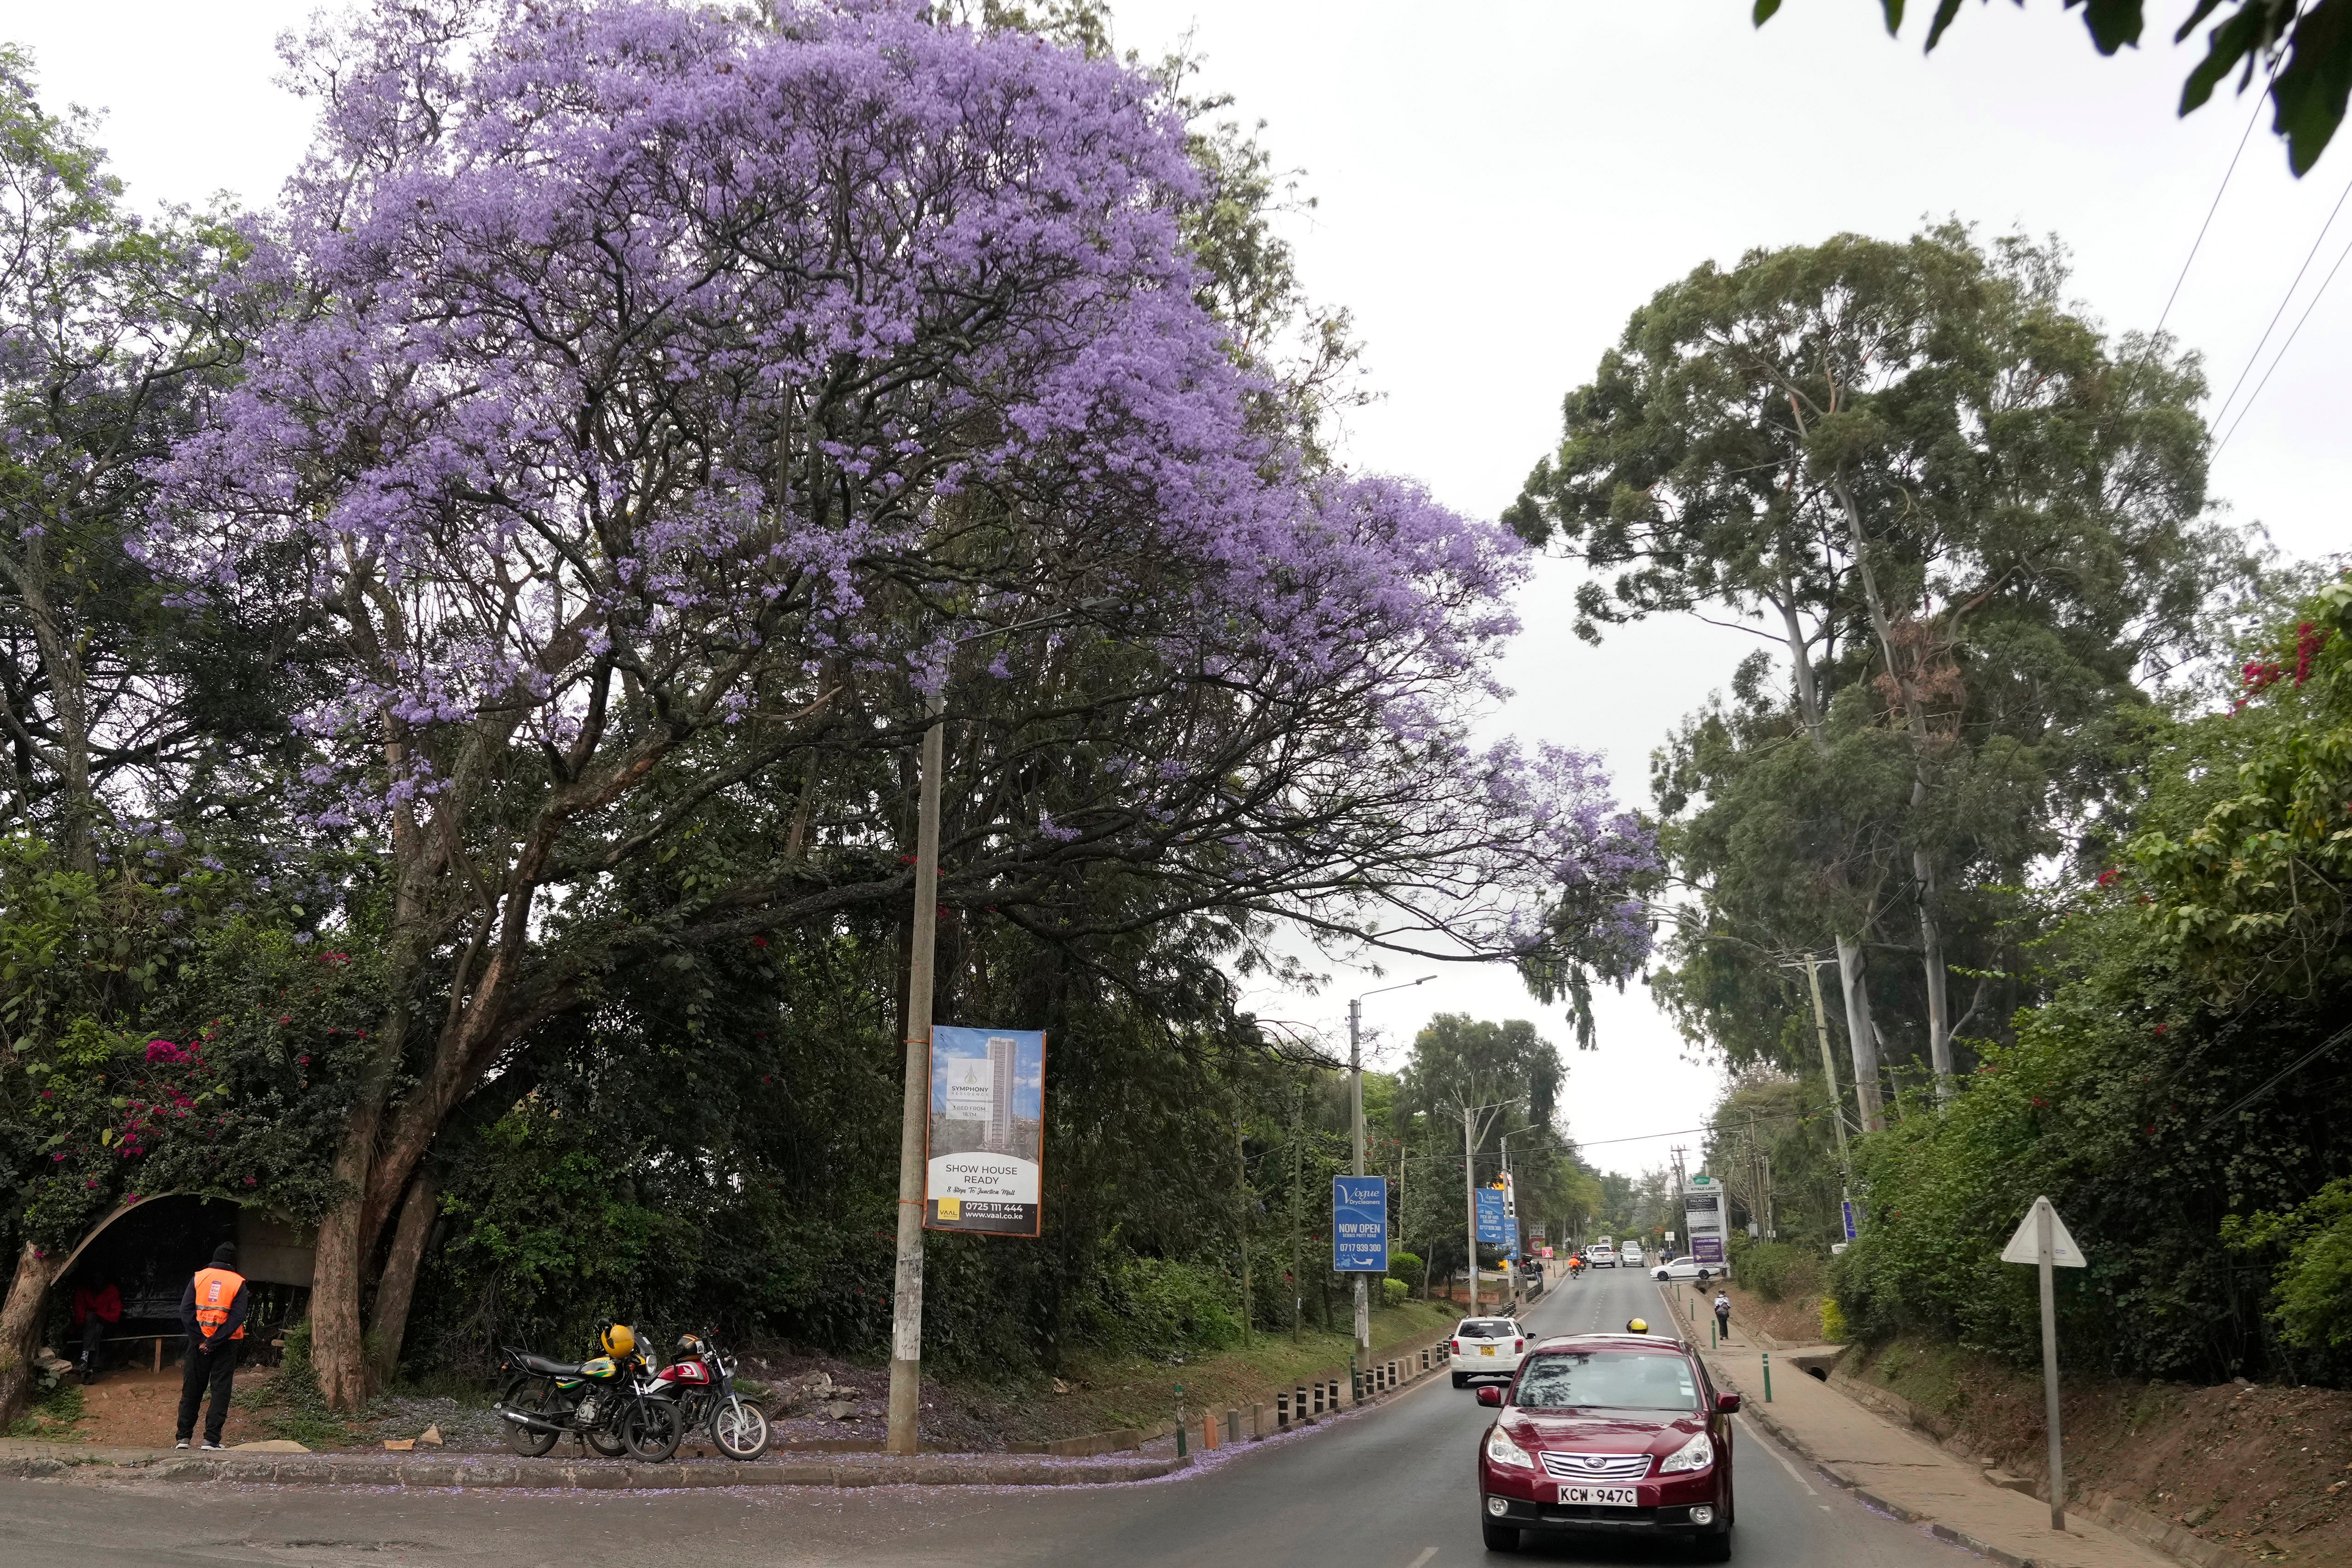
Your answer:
[1683,1174,1727,1266]
[1332,1176,1389,1272]
[925,1026,1046,1237]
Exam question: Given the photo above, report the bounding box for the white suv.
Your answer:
[1584,1244,1616,1269]
[1618,1242,1645,1268]
[1449,1316,1528,1386]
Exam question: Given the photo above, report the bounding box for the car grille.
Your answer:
[1539,1451,1654,1481]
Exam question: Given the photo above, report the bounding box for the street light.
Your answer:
[885,601,1108,1456]
[1347,975,1431,1357]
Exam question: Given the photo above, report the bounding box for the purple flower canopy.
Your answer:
[149,0,1654,970]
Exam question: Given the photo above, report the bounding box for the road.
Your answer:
[0,1266,1982,1567]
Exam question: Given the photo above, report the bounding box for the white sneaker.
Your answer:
[174,1439,190,1449]
[200,1440,225,1451]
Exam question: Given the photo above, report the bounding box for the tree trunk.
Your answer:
[367,1170,440,1386]
[309,1096,386,1411]
[1836,936,1885,1132]
[1831,478,1954,1104]
[0,1242,61,1425]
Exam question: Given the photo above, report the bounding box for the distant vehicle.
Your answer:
[1473,1331,1739,1559]
[1653,1255,1709,1282]
[1618,1242,1645,1268]
[1584,1244,1616,1269]
[1450,1317,1528,1387]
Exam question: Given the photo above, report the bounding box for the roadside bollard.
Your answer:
[1176,1385,1187,1459]
[1276,1391,1289,1428]
[1763,1353,1773,1403]
[1250,1402,1265,1440]
[1297,1383,1309,1419]
[1711,1317,1717,1349]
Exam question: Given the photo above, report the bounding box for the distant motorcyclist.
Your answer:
[1625,1317,1648,1334]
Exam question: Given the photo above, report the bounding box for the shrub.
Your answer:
[1389,1251,1424,1286]
[1381,1277,1408,1308]
[1819,1295,1847,1342]
[1738,1242,1823,1304]
[1088,1257,1242,1360]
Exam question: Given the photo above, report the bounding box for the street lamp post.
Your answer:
[1347,977,1431,1359]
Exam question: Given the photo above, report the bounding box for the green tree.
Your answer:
[1510,224,2234,1111]
[1756,1,2352,176]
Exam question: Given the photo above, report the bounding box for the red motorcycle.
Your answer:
[647,1328,770,1459]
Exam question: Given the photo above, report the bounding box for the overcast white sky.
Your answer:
[13,1,2345,1182]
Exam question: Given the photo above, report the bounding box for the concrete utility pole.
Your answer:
[885,604,1102,1457]
[1463,1104,1478,1317]
[1234,1114,1252,1347]
[1347,978,1429,1356]
[885,687,945,1456]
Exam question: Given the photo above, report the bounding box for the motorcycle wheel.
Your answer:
[500,1379,561,1459]
[622,1396,683,1463]
[711,1396,770,1460]
[584,1423,629,1459]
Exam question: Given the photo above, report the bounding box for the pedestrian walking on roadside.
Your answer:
[175,1242,248,1450]
[1713,1290,1731,1344]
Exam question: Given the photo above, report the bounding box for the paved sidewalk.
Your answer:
[1700,1340,2174,1568]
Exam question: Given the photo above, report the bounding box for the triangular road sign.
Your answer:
[2001,1196,2086,1267]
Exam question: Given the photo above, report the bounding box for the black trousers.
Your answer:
[175,1338,240,1443]
[77,1313,106,1372]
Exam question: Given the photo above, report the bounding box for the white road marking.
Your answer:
[1739,1416,1816,1495]
[1404,1549,1438,1568]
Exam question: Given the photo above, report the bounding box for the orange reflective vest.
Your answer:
[191,1266,246,1339]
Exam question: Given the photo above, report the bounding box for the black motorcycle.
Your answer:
[494,1343,682,1462]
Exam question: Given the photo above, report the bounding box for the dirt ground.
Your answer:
[55,1363,278,1448]
[1849,1333,2352,1564]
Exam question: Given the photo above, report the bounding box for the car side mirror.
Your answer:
[1715,1392,1741,1413]
[1476,1386,1504,1407]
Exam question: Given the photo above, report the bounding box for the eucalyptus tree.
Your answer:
[1508,224,2227,1111]
[147,0,1654,1408]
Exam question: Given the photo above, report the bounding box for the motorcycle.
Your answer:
[495,1338,683,1462]
[647,1328,770,1460]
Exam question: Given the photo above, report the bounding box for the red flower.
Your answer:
[2096,868,2118,887]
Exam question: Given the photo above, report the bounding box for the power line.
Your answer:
[2156,9,2298,335]
[2215,223,2352,453]
[2211,169,2352,429]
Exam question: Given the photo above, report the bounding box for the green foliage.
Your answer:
[1828,584,2352,1384]
[1778,1,2350,177]
[1388,1251,1424,1285]
[2224,1178,2352,1355]
[238,1319,355,1449]
[0,835,376,1255]
[1087,1256,1243,1361]
[1381,1276,1408,1308]
[1734,1242,1822,1305]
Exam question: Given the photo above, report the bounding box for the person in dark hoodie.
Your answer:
[175,1242,248,1450]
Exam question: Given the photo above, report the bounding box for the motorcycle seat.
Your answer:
[514,1352,587,1378]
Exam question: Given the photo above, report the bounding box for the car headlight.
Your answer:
[1658,1431,1714,1475]
[1485,1425,1535,1469]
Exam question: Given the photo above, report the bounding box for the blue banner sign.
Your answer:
[1332,1176,1389,1272]
[1475,1186,1511,1245]
[1841,1198,1858,1241]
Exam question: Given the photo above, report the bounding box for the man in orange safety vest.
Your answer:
[175,1242,249,1450]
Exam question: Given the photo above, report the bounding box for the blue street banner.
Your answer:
[1332,1176,1389,1272]
[1841,1198,1859,1241]
[925,1026,1047,1237]
[1475,1186,1511,1245]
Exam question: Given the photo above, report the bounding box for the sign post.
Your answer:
[2002,1196,2085,1531]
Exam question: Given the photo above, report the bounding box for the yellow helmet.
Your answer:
[1626,1318,1649,1334]
[601,1323,637,1356]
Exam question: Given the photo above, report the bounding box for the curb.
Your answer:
[1,1449,1192,1491]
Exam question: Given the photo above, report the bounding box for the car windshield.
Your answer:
[1512,1351,1701,1412]
[1457,1319,1515,1339]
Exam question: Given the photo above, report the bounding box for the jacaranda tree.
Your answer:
[142,0,1655,1408]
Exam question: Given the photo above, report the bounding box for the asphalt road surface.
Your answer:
[0,1267,1983,1568]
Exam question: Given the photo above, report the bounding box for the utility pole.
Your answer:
[1348,978,1429,1356]
[1234,1114,1252,1347]
[1288,1085,1304,1340]
[885,689,945,1456]
[1462,1104,1478,1317]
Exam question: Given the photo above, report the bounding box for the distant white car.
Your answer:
[1652,1254,1729,1283]
[1618,1242,1645,1268]
[1449,1316,1528,1385]
[1584,1243,1616,1269]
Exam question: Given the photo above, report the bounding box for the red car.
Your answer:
[1473,1332,1738,1559]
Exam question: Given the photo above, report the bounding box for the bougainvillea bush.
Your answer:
[0,835,381,1253]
